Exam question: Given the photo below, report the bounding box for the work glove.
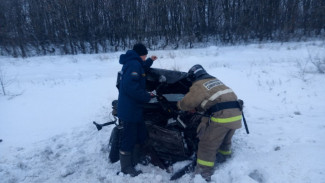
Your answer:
[149,90,157,98]
[188,109,196,114]
[151,55,158,61]
[196,117,209,140]
[149,93,156,98]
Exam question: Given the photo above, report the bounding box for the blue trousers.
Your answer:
[120,120,148,152]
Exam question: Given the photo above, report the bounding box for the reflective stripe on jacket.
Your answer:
[178,78,242,129]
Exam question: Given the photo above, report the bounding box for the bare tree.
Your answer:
[0,0,324,57]
[0,66,12,96]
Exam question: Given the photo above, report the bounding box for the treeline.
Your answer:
[0,0,324,57]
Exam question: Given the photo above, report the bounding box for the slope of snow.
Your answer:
[1,41,325,183]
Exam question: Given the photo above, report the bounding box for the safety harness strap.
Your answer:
[206,101,241,115]
[205,100,249,134]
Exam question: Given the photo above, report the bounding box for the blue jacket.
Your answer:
[117,50,153,123]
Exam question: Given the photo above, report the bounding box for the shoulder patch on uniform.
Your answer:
[131,72,139,76]
[203,79,223,90]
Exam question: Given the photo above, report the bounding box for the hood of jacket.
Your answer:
[119,50,144,66]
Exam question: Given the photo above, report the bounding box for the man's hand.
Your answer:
[149,90,157,98]
[196,117,209,139]
[151,55,158,61]
[189,109,196,114]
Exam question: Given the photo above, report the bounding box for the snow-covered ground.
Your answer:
[1,41,325,183]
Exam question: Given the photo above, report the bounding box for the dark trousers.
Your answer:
[120,120,148,152]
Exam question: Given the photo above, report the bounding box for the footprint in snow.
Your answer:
[249,169,264,183]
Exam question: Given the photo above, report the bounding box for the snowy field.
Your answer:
[1,41,325,183]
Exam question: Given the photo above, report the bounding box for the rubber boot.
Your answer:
[215,152,231,164]
[132,144,140,166]
[119,151,142,177]
[194,164,213,182]
[133,143,151,166]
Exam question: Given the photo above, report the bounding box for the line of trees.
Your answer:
[0,0,324,57]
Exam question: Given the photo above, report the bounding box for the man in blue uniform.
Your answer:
[117,43,157,176]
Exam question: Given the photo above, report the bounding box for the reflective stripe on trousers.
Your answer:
[210,115,242,123]
[218,149,231,155]
[197,158,214,167]
[197,150,232,167]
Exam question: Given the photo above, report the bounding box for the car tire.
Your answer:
[108,126,121,163]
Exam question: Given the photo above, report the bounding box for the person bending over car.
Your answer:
[117,43,157,176]
[177,64,242,181]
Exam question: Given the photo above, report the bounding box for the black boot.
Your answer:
[132,144,151,166]
[194,164,213,182]
[119,151,142,177]
[215,152,231,164]
[132,144,140,166]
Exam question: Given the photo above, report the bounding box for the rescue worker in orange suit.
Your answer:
[177,64,242,181]
[117,43,157,176]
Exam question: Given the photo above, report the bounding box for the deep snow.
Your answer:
[1,41,325,183]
